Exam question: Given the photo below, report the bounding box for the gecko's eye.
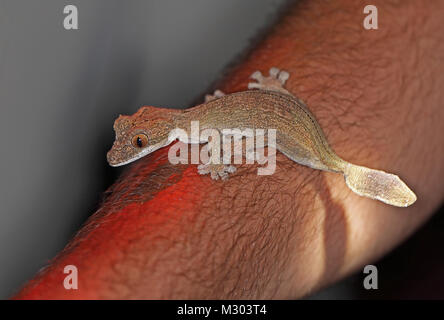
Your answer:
[131,134,148,148]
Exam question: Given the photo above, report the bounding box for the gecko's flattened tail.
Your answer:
[343,163,417,207]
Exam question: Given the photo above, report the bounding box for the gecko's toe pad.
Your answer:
[197,163,236,180]
[248,67,290,93]
[204,89,225,102]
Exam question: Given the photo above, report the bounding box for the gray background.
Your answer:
[0,0,290,299]
[0,0,442,300]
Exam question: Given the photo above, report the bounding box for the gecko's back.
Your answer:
[182,90,345,172]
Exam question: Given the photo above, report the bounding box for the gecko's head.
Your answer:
[107,106,177,167]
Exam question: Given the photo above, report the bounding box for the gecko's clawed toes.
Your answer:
[197,163,237,180]
[214,89,224,97]
[269,67,289,84]
[250,71,264,81]
[205,89,225,102]
[278,70,289,83]
[210,171,220,180]
[269,67,279,77]
[197,164,210,175]
[247,82,261,90]
[248,67,291,94]
[225,165,236,173]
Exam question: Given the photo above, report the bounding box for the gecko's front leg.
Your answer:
[196,140,237,180]
[248,67,291,95]
[197,162,236,180]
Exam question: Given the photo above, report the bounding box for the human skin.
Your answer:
[14,0,444,299]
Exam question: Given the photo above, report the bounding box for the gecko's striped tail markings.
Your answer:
[343,163,417,207]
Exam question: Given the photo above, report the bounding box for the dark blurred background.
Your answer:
[0,0,442,299]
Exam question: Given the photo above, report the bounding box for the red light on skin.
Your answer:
[14,146,210,299]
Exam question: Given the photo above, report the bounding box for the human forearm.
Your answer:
[15,0,444,299]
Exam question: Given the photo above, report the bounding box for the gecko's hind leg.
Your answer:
[248,67,291,95]
[205,89,225,102]
[197,162,236,180]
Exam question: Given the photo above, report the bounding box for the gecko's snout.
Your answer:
[107,132,150,167]
[106,149,121,167]
[107,141,143,167]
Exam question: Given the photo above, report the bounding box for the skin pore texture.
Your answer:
[15,0,444,299]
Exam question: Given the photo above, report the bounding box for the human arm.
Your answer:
[15,0,444,299]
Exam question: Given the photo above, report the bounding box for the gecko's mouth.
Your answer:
[107,139,172,167]
[108,157,137,167]
[107,148,143,167]
[107,150,127,167]
[106,157,125,167]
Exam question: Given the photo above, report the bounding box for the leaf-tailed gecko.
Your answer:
[107,67,417,207]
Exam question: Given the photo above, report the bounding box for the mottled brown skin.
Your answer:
[178,90,345,172]
[107,86,345,171]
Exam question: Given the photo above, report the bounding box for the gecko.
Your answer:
[107,67,417,207]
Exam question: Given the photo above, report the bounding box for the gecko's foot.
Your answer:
[197,162,236,180]
[205,89,225,102]
[248,67,291,94]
